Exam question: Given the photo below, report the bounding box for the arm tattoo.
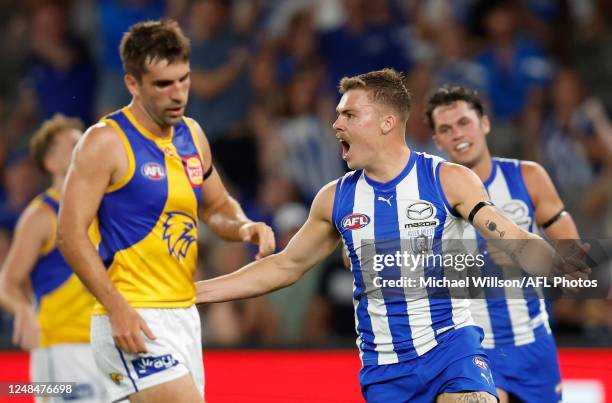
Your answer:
[454,392,493,403]
[485,220,505,238]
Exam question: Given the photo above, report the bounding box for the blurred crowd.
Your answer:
[0,0,611,348]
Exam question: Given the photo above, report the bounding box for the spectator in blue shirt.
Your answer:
[25,3,96,124]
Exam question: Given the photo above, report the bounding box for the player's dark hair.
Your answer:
[120,19,190,81]
[29,114,83,174]
[339,68,412,121]
[425,85,486,130]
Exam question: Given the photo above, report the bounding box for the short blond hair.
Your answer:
[29,114,83,174]
[339,68,411,121]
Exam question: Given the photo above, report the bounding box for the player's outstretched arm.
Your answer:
[57,122,155,353]
[196,181,341,303]
[187,118,275,259]
[0,204,51,349]
[439,162,586,277]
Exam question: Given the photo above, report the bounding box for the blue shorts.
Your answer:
[360,326,498,403]
[486,326,562,403]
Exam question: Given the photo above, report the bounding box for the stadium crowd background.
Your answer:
[0,0,611,349]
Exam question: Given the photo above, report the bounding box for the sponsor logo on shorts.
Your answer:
[341,213,371,230]
[110,373,123,385]
[132,354,179,379]
[141,162,166,180]
[183,155,204,187]
[473,356,488,369]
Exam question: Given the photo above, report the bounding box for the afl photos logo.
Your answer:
[341,213,371,230]
[141,162,166,180]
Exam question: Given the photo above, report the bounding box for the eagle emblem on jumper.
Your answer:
[162,211,198,259]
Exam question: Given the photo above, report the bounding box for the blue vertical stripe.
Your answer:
[335,172,377,364]
[373,185,414,356]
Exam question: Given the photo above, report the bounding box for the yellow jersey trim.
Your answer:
[122,107,175,144]
[46,188,61,203]
[182,117,204,161]
[104,118,136,193]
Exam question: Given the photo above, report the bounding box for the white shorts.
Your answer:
[30,343,108,403]
[90,306,204,403]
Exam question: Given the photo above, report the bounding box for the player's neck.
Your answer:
[471,151,493,183]
[50,175,65,196]
[128,102,172,138]
[364,146,411,184]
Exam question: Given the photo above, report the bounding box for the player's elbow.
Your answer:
[56,218,78,257]
[276,253,309,287]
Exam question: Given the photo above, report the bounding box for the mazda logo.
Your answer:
[406,202,435,220]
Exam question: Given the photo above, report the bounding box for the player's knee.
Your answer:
[496,387,509,403]
[437,391,497,403]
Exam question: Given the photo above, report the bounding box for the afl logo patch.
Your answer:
[183,155,203,186]
[341,213,371,230]
[141,162,166,180]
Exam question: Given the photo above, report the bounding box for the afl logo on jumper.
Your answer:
[341,213,371,231]
[141,162,166,180]
[183,155,203,187]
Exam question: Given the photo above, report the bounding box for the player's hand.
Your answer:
[12,304,39,350]
[552,241,591,293]
[109,302,156,354]
[239,221,276,259]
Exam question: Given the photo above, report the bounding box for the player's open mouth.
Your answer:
[455,142,470,152]
[339,139,350,159]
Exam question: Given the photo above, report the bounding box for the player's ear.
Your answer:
[431,126,443,150]
[43,155,55,174]
[124,74,140,98]
[432,133,443,150]
[380,113,395,135]
[481,115,491,136]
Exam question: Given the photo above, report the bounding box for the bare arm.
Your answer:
[440,162,556,276]
[196,181,341,303]
[521,161,580,239]
[188,118,275,258]
[57,122,154,353]
[0,204,51,349]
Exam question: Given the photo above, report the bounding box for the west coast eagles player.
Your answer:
[0,115,107,402]
[57,20,275,403]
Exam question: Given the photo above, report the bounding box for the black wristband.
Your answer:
[541,209,567,229]
[202,164,214,181]
[468,201,494,224]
